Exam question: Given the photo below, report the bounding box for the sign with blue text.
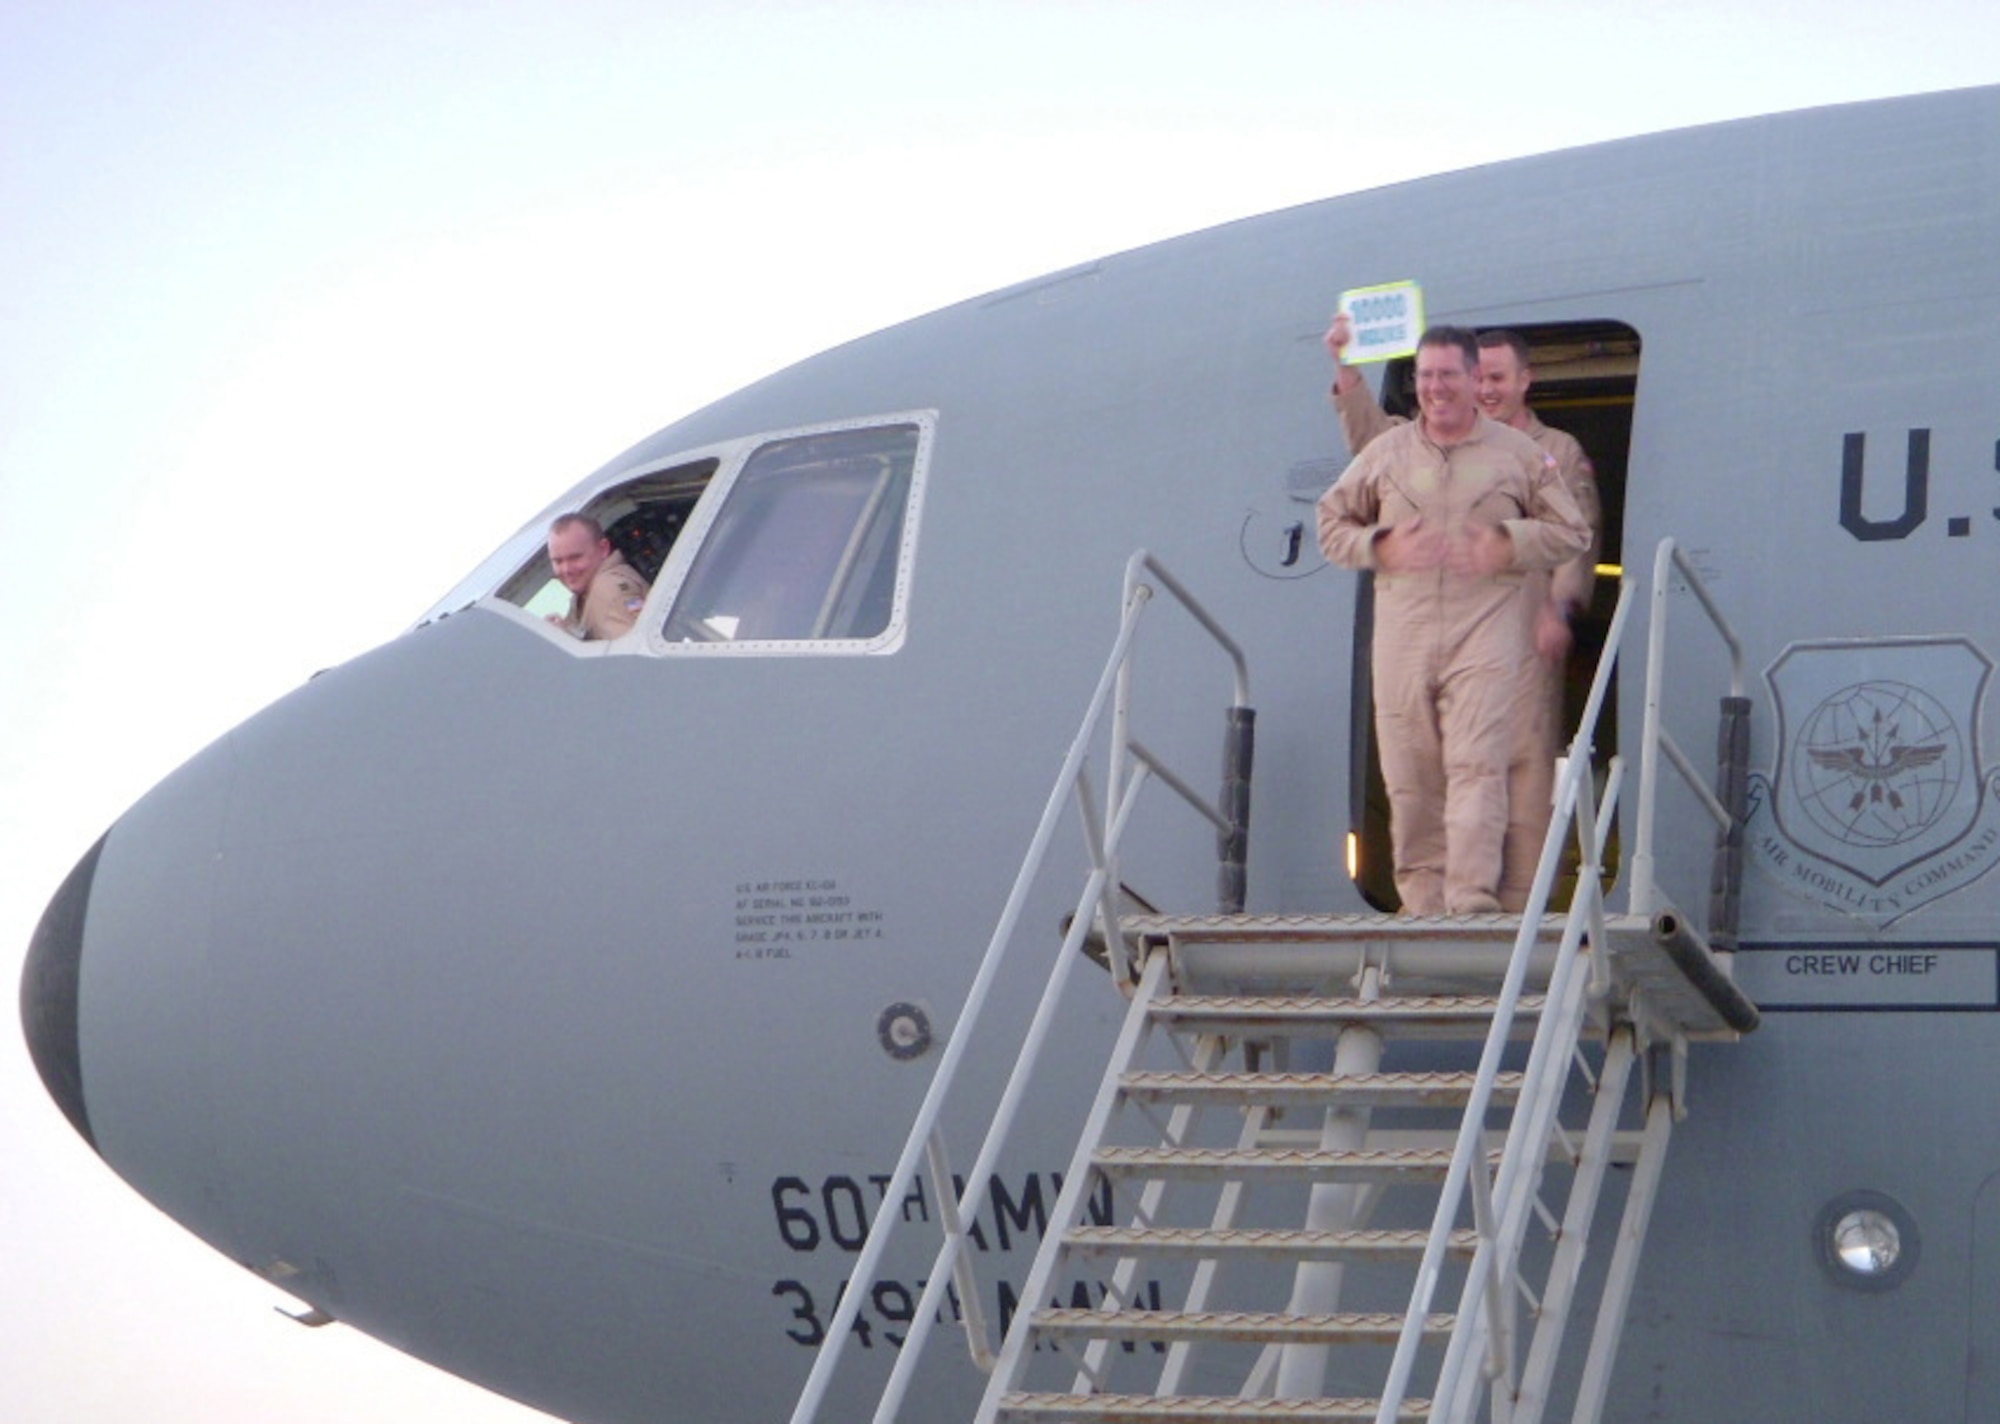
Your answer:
[1338,280,1424,363]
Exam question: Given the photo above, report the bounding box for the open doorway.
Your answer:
[1349,319,1641,911]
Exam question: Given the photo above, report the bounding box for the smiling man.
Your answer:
[1327,317,1603,911]
[1471,329,1603,906]
[546,513,652,641]
[1317,325,1589,916]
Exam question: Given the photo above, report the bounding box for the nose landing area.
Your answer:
[20,835,104,1152]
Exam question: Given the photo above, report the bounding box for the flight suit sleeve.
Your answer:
[1498,449,1591,572]
[1331,377,1402,457]
[1549,445,1600,611]
[1316,450,1387,570]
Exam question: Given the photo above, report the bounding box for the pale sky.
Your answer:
[4,3,1995,1419]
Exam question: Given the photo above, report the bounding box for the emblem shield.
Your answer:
[1766,638,1990,886]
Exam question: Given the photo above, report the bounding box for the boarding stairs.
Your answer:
[978,898,1756,1423]
[789,542,1760,1424]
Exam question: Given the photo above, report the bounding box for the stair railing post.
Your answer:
[1509,1026,1639,1424]
[921,1128,997,1371]
[1273,965,1385,1400]
[1570,1089,1676,1424]
[1634,538,1746,923]
[1218,705,1255,913]
[1708,694,1752,964]
[1466,1145,1512,1391]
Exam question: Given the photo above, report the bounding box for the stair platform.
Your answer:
[1121,911,1755,1038]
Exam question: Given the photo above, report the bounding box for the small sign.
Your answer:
[1338,280,1425,363]
[1734,942,2000,1010]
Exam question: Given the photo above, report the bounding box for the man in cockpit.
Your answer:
[1318,325,1590,916]
[545,513,651,641]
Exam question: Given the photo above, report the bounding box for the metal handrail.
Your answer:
[1381,534,1747,1421]
[1631,536,1745,919]
[787,550,1249,1424]
[1373,575,1634,1424]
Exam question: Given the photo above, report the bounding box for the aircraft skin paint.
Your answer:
[27,85,2000,1420]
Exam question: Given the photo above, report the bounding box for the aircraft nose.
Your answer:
[20,835,105,1153]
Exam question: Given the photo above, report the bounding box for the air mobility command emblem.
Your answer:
[1745,637,2000,926]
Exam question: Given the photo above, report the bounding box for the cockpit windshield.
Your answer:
[418,412,932,657]
[662,423,921,648]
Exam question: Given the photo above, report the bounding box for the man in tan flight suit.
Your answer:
[1327,317,1601,910]
[1318,326,1590,915]
[546,513,651,641]
[1473,330,1601,907]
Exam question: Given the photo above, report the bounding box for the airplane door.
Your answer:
[1348,319,1641,910]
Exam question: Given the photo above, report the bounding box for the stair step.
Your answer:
[997,1393,1431,1421]
[1094,1145,1495,1184]
[1062,1225,1479,1264]
[1120,1070,1524,1109]
[1150,995,1544,1038]
[1029,1308,1454,1346]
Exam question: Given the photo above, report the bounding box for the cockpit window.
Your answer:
[659,422,925,651]
[415,412,932,656]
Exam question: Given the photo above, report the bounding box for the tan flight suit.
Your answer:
[1319,414,1589,915]
[1333,376,1400,455]
[1334,381,1603,910]
[565,551,652,641]
[1501,415,1599,910]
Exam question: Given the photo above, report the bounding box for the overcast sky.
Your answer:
[4,3,1996,1419]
